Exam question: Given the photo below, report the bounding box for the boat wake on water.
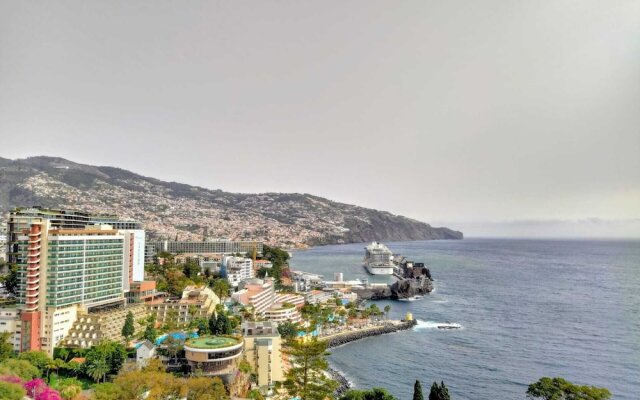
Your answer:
[413,320,463,331]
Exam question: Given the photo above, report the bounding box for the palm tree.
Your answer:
[384,305,391,320]
[188,304,198,321]
[86,357,110,383]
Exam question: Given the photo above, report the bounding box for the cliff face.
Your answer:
[0,156,463,246]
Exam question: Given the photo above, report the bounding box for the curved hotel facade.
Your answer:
[184,336,244,378]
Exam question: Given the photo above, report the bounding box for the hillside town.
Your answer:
[5,172,358,247]
[0,206,413,400]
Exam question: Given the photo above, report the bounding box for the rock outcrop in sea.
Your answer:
[353,262,434,300]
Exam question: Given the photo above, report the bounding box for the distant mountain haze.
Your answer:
[0,156,462,246]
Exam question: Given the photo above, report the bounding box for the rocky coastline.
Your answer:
[324,319,417,348]
[325,320,417,396]
[328,367,351,396]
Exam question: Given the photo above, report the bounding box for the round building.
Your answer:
[184,335,243,377]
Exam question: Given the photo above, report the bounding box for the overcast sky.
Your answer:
[1,1,639,237]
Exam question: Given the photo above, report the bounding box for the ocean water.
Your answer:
[290,239,640,400]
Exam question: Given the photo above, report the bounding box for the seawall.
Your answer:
[325,320,417,396]
[324,320,417,349]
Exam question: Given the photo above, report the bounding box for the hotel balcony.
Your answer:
[25,298,38,306]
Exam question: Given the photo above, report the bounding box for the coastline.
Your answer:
[323,319,418,395]
[323,319,417,348]
[328,367,351,397]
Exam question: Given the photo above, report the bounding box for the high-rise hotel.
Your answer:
[5,207,144,354]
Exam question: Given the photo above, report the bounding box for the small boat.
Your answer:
[436,322,462,330]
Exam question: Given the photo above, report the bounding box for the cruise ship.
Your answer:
[363,242,395,275]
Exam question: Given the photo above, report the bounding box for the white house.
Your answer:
[136,340,156,367]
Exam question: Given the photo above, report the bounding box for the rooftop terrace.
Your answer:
[185,336,241,349]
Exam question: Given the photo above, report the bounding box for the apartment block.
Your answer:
[242,321,285,388]
[147,239,263,256]
[13,220,128,354]
[0,305,22,351]
[7,208,143,282]
[232,278,276,316]
[146,285,219,327]
[221,256,254,287]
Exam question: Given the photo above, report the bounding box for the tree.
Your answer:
[0,358,41,379]
[85,341,126,381]
[195,317,209,335]
[414,380,424,400]
[24,378,48,399]
[144,323,158,343]
[0,332,14,362]
[384,305,391,319]
[105,341,127,374]
[105,342,127,374]
[166,269,192,297]
[85,356,109,383]
[64,360,82,377]
[340,388,396,400]
[184,376,228,400]
[0,264,20,296]
[429,381,450,400]
[164,335,182,364]
[19,351,52,377]
[92,382,124,400]
[37,387,63,400]
[112,370,149,399]
[283,338,337,400]
[164,309,179,330]
[58,382,81,400]
[188,305,198,320]
[143,370,183,400]
[208,313,217,334]
[527,377,611,400]
[183,261,201,280]
[114,368,183,400]
[212,312,232,335]
[248,388,265,400]
[0,381,26,400]
[212,279,230,302]
[56,348,70,362]
[277,321,299,340]
[121,311,135,344]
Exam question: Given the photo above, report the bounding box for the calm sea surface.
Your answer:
[290,239,640,400]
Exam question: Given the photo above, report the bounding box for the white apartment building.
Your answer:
[221,256,254,287]
[264,304,302,323]
[232,278,276,316]
[121,229,146,287]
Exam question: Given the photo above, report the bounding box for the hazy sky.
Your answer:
[1,1,639,237]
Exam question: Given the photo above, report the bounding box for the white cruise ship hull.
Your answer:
[364,264,394,275]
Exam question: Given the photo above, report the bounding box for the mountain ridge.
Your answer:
[0,156,463,246]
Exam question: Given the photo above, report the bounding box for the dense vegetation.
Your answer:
[0,334,229,400]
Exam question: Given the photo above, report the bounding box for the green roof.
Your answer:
[185,336,241,349]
